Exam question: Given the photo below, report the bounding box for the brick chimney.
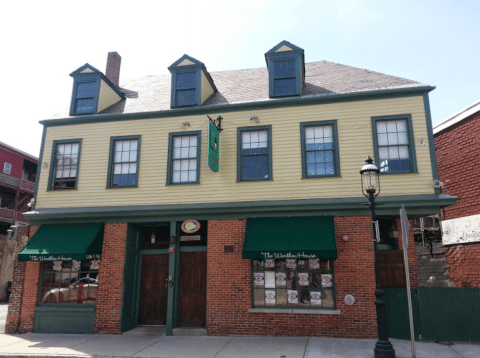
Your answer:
[106,52,121,87]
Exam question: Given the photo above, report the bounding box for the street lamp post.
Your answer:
[360,156,396,358]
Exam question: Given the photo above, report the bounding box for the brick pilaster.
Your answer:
[94,223,128,334]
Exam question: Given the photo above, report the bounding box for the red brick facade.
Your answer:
[435,110,480,287]
[93,223,128,334]
[206,217,386,338]
[9,217,418,336]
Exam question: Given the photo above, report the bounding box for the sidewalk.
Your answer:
[0,333,479,358]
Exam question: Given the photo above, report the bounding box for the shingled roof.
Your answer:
[52,60,425,119]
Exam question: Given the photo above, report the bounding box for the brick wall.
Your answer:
[5,225,40,334]
[206,217,379,338]
[435,111,480,287]
[93,223,127,334]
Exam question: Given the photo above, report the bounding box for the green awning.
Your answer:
[18,223,104,262]
[242,217,337,260]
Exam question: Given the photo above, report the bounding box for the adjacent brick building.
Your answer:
[434,100,480,287]
[8,42,456,336]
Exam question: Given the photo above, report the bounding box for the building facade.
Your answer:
[7,42,456,336]
[434,100,480,287]
[0,142,37,301]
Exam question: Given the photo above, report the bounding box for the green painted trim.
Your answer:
[34,306,95,334]
[35,305,95,312]
[371,114,418,174]
[106,135,141,188]
[237,125,273,182]
[166,221,177,336]
[166,131,202,185]
[423,93,441,194]
[47,139,83,192]
[173,222,180,328]
[25,194,459,225]
[33,126,47,202]
[40,86,435,128]
[139,249,169,255]
[179,246,207,253]
[300,120,341,179]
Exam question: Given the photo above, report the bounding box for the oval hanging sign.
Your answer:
[181,220,201,234]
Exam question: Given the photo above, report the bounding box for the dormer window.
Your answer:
[169,55,216,108]
[265,41,305,98]
[175,71,198,106]
[69,54,125,116]
[72,80,99,114]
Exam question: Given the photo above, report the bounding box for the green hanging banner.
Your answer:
[207,116,221,172]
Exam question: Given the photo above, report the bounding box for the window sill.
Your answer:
[248,308,340,315]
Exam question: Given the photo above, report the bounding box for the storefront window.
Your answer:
[252,259,335,309]
[40,261,99,304]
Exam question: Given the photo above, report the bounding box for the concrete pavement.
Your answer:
[1,304,479,358]
[0,333,479,358]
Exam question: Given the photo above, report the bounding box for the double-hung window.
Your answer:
[167,132,201,184]
[72,81,97,115]
[273,59,297,96]
[237,126,272,182]
[300,121,340,178]
[174,71,197,107]
[49,140,82,190]
[372,115,416,173]
[107,136,140,188]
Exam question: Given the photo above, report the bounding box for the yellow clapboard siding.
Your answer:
[97,80,122,113]
[200,71,214,104]
[36,96,435,209]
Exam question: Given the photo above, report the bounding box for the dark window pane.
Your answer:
[241,147,268,155]
[306,152,315,164]
[76,82,97,98]
[176,89,196,106]
[176,72,196,89]
[274,60,295,78]
[273,78,296,96]
[75,99,94,113]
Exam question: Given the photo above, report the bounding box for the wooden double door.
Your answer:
[138,252,207,327]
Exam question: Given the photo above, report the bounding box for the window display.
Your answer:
[252,258,335,309]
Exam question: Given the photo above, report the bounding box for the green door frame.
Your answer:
[122,221,208,336]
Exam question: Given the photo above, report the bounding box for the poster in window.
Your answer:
[254,272,265,286]
[265,290,276,305]
[286,259,297,270]
[276,272,286,287]
[265,271,275,288]
[321,274,333,287]
[90,260,100,270]
[298,272,309,286]
[264,259,275,269]
[53,261,62,271]
[310,291,322,305]
[287,289,298,304]
[309,259,320,269]
[72,260,81,271]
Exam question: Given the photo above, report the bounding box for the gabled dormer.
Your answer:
[265,41,305,98]
[168,55,217,108]
[69,52,125,116]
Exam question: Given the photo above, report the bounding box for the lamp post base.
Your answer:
[374,340,396,358]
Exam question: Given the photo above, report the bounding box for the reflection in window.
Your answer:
[304,125,335,177]
[240,130,270,181]
[252,258,335,309]
[111,139,139,187]
[376,119,410,173]
[171,135,198,183]
[52,142,80,190]
[40,261,99,304]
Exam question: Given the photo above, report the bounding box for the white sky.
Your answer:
[1,0,479,157]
